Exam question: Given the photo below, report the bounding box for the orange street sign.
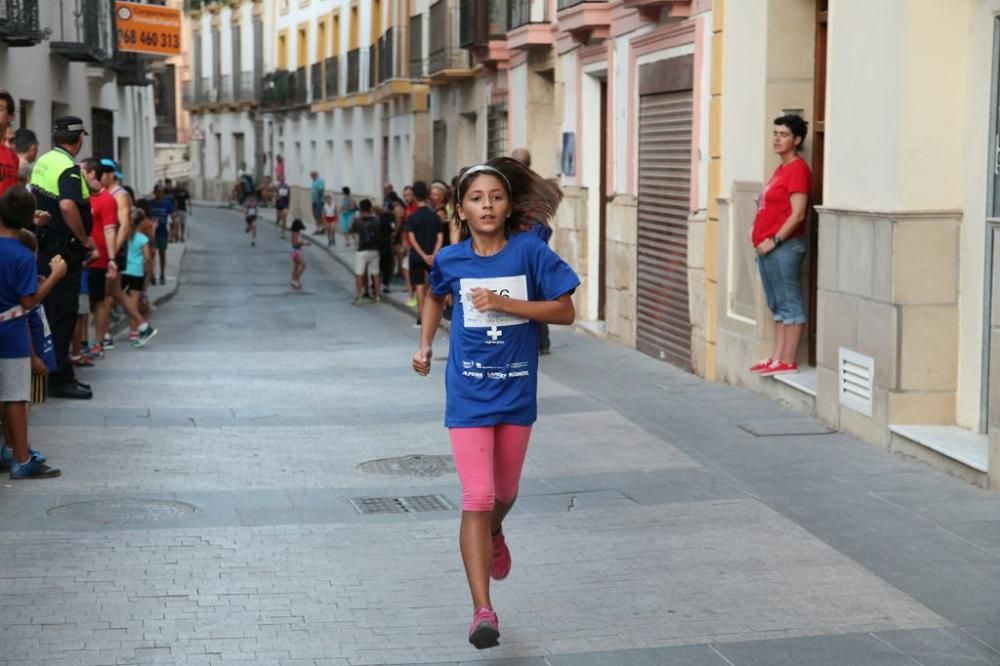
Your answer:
[116,1,181,56]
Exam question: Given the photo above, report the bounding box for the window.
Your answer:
[333,13,341,56]
[277,31,288,69]
[297,26,308,67]
[349,6,359,50]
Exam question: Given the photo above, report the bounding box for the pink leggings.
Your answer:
[449,425,533,512]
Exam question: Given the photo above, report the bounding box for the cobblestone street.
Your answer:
[1,207,999,665]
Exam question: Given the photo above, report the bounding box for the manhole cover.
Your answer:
[349,494,454,514]
[47,499,197,525]
[358,454,455,477]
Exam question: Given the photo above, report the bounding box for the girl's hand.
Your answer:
[412,346,432,376]
[49,255,67,280]
[30,355,48,376]
[470,288,504,314]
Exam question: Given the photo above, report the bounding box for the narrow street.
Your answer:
[1,207,998,665]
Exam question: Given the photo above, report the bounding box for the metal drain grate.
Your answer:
[349,494,454,515]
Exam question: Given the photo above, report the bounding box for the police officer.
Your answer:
[31,116,96,400]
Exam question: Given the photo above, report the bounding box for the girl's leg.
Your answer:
[491,424,532,533]
[3,402,30,463]
[449,427,497,611]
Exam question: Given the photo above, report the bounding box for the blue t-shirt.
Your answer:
[311,178,326,204]
[430,232,579,427]
[149,198,174,239]
[0,237,38,359]
[124,232,150,277]
[27,306,55,370]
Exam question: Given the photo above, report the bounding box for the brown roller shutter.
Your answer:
[635,84,694,368]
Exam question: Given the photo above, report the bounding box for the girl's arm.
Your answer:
[142,243,153,276]
[20,257,67,310]
[469,290,575,326]
[412,292,447,376]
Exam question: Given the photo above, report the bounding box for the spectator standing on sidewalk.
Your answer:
[243,190,259,247]
[0,185,66,478]
[13,128,37,186]
[323,193,337,247]
[406,181,442,328]
[349,199,382,304]
[30,115,96,400]
[171,180,191,243]
[121,206,157,348]
[149,185,173,285]
[310,171,326,235]
[412,158,578,650]
[81,158,117,360]
[376,201,397,293]
[339,186,357,245]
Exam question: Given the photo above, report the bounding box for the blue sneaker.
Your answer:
[9,453,60,479]
[133,326,158,348]
[0,446,45,471]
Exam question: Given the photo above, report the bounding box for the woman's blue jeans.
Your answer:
[756,237,807,325]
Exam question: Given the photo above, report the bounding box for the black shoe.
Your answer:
[540,347,551,356]
[75,380,92,390]
[50,383,93,400]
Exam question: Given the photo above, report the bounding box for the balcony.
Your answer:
[200,76,217,105]
[460,0,508,47]
[311,61,323,101]
[261,69,298,111]
[378,28,394,83]
[51,0,115,62]
[182,80,195,107]
[409,14,424,78]
[621,0,691,20]
[111,51,152,86]
[507,0,551,50]
[555,0,610,44]
[346,48,360,94]
[294,66,308,105]
[368,43,378,89]
[218,74,234,103]
[428,1,475,83]
[0,0,45,47]
[325,56,339,98]
[234,71,260,103]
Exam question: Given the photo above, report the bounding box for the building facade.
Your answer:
[0,0,159,193]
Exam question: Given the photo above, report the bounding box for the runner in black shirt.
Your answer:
[405,181,443,327]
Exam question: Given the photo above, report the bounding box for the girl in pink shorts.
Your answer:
[412,158,578,650]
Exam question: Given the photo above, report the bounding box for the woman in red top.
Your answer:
[749,114,812,377]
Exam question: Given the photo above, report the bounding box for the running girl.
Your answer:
[121,208,157,348]
[289,218,306,290]
[244,191,258,247]
[339,186,357,246]
[411,157,578,650]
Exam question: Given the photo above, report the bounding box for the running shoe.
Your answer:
[749,358,773,373]
[86,344,104,360]
[159,275,166,285]
[760,361,798,377]
[468,607,500,650]
[127,331,139,342]
[103,335,115,350]
[70,354,93,367]
[251,240,256,247]
[491,530,511,580]
[352,297,362,306]
[133,326,158,348]
[9,453,61,480]
[0,446,46,472]
[406,298,418,307]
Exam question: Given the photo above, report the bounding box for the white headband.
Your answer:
[457,165,512,201]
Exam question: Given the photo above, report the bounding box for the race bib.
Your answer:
[460,276,528,328]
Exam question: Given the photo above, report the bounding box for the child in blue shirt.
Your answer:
[412,158,579,649]
[0,186,66,479]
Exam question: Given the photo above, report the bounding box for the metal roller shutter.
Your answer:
[636,89,694,368]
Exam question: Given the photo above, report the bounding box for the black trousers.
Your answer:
[379,248,394,284]
[539,322,550,352]
[43,270,80,387]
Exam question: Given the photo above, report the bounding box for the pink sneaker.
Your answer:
[749,358,773,373]
[468,607,500,649]
[760,361,798,376]
[491,530,511,581]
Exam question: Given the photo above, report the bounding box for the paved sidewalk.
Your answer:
[1,205,998,666]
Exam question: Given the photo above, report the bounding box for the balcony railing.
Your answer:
[295,66,308,105]
[369,43,378,89]
[182,79,195,107]
[346,48,360,94]
[378,28,394,83]
[460,0,507,47]
[261,69,297,110]
[508,0,546,28]
[0,0,44,47]
[51,0,114,62]
[311,61,323,101]
[235,71,259,102]
[325,56,339,98]
[409,14,423,78]
[218,74,233,103]
[112,51,152,86]
[557,0,601,9]
[200,76,216,104]
[429,3,472,74]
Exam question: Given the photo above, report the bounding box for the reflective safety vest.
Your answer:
[30,147,89,201]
